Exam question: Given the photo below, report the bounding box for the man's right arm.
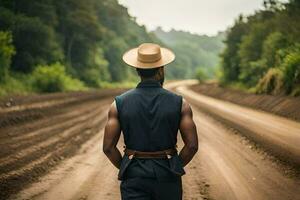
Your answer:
[179,98,198,167]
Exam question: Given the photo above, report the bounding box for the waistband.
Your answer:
[124,148,177,159]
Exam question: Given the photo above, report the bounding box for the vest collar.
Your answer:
[136,79,162,88]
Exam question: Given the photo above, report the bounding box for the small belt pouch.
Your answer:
[118,155,133,180]
[168,154,186,176]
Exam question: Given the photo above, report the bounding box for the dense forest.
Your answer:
[221,0,300,96]
[154,28,225,79]
[0,0,160,95]
[1,0,299,97]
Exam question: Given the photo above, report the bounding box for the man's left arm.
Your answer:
[103,101,122,169]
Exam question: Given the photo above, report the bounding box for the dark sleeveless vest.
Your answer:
[115,79,185,181]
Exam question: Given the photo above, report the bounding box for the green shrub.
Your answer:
[0,73,33,96]
[226,81,254,93]
[291,85,300,96]
[279,47,300,95]
[255,44,300,96]
[31,63,86,92]
[0,31,15,82]
[195,68,209,83]
[255,68,284,95]
[98,81,136,89]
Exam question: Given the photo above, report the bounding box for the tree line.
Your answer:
[0,0,159,95]
[221,0,300,96]
[154,28,225,79]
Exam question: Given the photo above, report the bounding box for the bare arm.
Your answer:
[179,98,198,167]
[103,101,122,169]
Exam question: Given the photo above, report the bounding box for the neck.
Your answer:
[141,77,159,82]
[140,77,164,86]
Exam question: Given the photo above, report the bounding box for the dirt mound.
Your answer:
[190,83,300,122]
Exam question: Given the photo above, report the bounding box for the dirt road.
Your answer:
[175,80,300,166]
[1,81,300,200]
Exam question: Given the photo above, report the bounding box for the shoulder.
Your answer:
[115,88,138,103]
[181,98,192,115]
[116,88,136,99]
[114,89,137,112]
[108,101,118,118]
[161,88,183,99]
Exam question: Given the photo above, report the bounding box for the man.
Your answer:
[103,43,198,200]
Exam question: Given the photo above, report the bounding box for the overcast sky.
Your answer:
[118,0,266,36]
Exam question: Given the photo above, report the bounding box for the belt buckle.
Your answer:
[128,150,136,160]
[165,151,172,159]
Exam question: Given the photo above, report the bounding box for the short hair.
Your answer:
[136,67,160,78]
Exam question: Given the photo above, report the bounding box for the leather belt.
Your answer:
[124,148,177,159]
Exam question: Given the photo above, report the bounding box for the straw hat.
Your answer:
[122,43,175,69]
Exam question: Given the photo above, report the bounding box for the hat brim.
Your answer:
[122,47,175,69]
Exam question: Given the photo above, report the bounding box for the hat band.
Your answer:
[138,52,162,63]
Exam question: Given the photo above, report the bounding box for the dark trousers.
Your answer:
[120,177,182,200]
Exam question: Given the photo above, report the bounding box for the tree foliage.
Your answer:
[221,0,300,96]
[154,28,225,79]
[221,15,248,82]
[0,0,159,90]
